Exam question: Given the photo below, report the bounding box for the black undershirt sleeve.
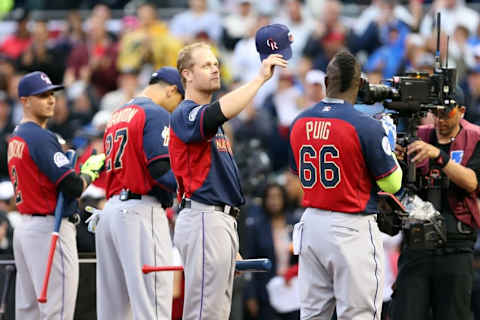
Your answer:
[147,158,171,180]
[58,172,85,199]
[203,101,228,137]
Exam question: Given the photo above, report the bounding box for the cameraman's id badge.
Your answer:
[292,222,304,255]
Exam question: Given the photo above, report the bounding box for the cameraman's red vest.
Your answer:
[417,119,480,229]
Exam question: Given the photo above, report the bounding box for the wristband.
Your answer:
[434,149,450,168]
[80,173,92,186]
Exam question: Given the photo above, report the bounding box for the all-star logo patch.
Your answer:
[53,152,69,168]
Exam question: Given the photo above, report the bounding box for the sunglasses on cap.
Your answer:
[435,107,458,119]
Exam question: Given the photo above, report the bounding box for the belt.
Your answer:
[180,199,240,219]
[119,189,142,201]
[30,213,80,225]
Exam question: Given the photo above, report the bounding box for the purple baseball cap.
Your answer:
[18,71,64,97]
[149,66,185,97]
[255,24,293,61]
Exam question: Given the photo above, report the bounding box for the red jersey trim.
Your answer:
[55,169,75,186]
[375,164,398,180]
[147,154,169,165]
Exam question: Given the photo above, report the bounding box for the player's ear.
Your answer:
[181,68,192,84]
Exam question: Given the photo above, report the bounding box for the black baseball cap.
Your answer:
[18,71,64,97]
[455,86,465,107]
[255,23,293,61]
[149,67,185,97]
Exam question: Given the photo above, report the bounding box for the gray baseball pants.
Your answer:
[174,200,239,320]
[96,195,173,320]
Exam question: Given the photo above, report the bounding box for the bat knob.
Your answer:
[37,297,47,303]
[263,259,272,272]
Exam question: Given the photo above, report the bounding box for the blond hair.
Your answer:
[177,42,211,87]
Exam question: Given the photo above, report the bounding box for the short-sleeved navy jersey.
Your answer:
[104,97,174,201]
[7,122,74,214]
[289,99,398,214]
[169,100,244,207]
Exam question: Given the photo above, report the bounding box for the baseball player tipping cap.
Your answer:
[149,66,185,97]
[255,23,294,61]
[18,71,64,97]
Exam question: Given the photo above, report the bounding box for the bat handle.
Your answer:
[0,265,14,315]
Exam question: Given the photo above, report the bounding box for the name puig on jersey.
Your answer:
[306,120,331,141]
[8,140,25,161]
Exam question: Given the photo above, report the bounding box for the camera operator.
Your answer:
[391,88,480,320]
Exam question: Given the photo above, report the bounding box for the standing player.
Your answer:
[8,71,104,320]
[95,67,184,320]
[289,51,403,320]
[170,37,288,319]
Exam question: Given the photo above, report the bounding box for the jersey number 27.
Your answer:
[105,128,128,171]
[299,145,341,189]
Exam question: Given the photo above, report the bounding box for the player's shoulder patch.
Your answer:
[188,105,203,122]
[53,152,70,168]
[382,136,392,156]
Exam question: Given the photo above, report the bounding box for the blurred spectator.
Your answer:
[263,70,303,171]
[0,92,13,137]
[244,183,299,320]
[305,0,326,19]
[364,23,408,78]
[0,8,31,60]
[67,81,97,130]
[100,69,139,112]
[420,0,479,37]
[47,92,77,140]
[448,25,475,77]
[231,15,276,107]
[0,54,17,93]
[66,14,119,97]
[169,0,222,43]
[465,65,480,125]
[354,0,420,36]
[222,0,257,50]
[284,170,303,221]
[117,2,182,72]
[302,0,347,71]
[17,20,66,84]
[0,180,18,232]
[298,69,325,109]
[397,33,427,73]
[53,11,87,62]
[274,0,315,66]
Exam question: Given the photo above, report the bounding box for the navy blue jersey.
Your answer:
[169,100,244,207]
[8,122,74,214]
[104,97,175,202]
[289,99,398,214]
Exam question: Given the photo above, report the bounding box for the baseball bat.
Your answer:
[0,265,15,318]
[38,150,77,303]
[142,258,272,274]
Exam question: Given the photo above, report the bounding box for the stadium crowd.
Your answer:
[1,0,480,319]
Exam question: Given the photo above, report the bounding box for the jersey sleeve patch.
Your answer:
[54,152,70,168]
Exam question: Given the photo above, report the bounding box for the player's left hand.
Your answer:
[81,153,106,182]
[407,140,440,163]
[85,206,103,233]
[259,54,288,82]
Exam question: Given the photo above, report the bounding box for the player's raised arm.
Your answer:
[218,54,287,119]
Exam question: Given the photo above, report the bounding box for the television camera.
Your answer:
[362,13,455,248]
